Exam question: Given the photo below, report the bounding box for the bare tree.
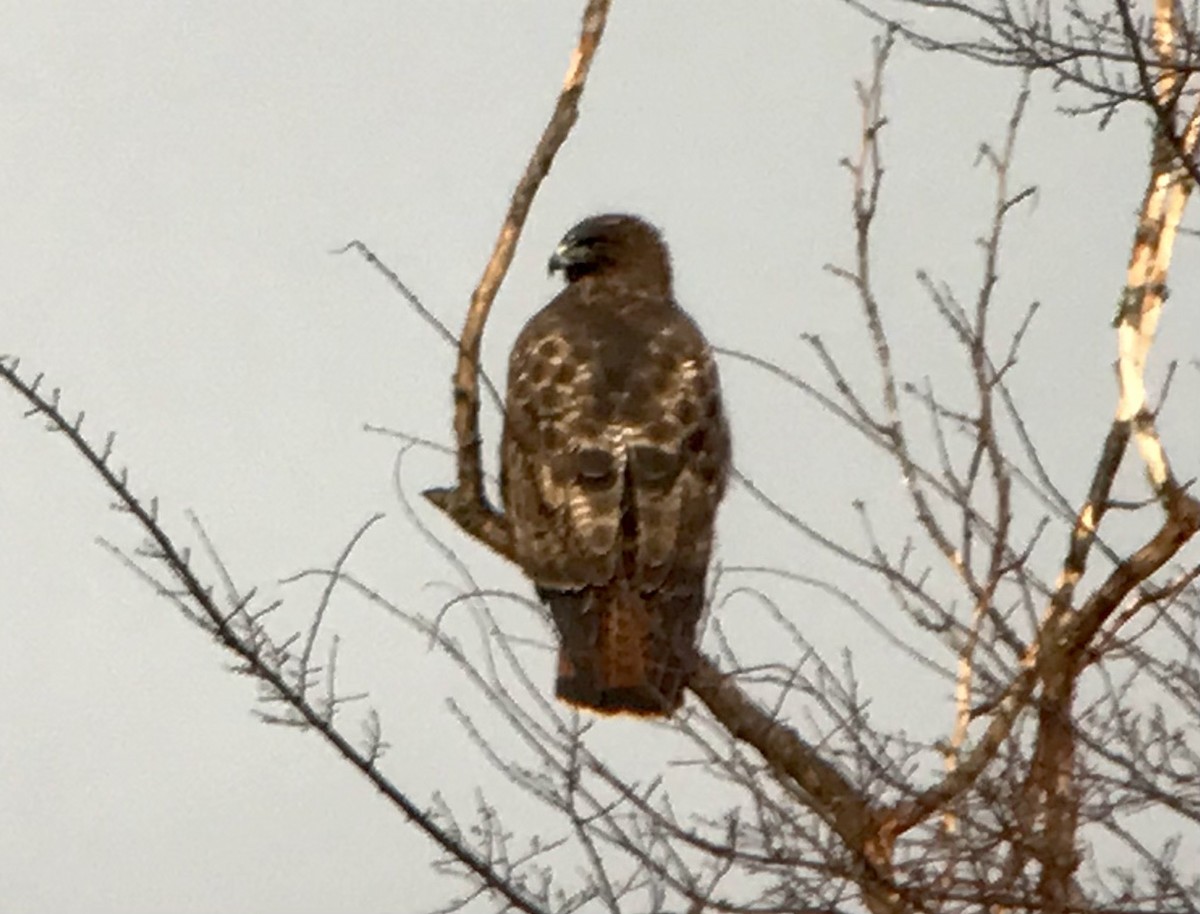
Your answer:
[4,2,1200,912]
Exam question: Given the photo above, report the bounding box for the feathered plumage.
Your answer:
[501,214,730,715]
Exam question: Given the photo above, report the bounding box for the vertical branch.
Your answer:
[1117,2,1200,498]
[942,599,987,836]
[942,79,1030,838]
[1028,5,1200,911]
[1113,0,1200,499]
[423,0,613,559]
[851,34,898,422]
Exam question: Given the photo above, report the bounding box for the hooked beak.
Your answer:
[547,243,574,277]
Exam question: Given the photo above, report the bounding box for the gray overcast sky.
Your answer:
[3,4,1197,913]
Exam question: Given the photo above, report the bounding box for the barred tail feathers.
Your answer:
[542,582,700,716]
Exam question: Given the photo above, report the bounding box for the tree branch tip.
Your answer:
[1004,186,1039,213]
[329,239,367,257]
[422,486,456,513]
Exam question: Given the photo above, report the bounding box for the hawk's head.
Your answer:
[548,213,672,290]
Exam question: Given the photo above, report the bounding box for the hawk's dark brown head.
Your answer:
[548,213,672,292]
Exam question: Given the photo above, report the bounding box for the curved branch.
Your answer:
[422,0,612,558]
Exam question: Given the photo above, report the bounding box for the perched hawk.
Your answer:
[501,214,730,715]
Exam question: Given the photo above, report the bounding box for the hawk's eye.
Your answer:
[575,236,614,265]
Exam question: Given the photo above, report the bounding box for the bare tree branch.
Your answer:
[422,0,613,556]
[0,356,549,914]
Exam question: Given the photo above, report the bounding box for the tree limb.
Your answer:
[422,0,612,559]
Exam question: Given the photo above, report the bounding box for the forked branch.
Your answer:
[421,0,612,558]
[1025,3,1200,908]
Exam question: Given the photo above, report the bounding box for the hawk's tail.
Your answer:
[541,583,701,716]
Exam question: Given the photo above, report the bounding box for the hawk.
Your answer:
[500,214,730,715]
